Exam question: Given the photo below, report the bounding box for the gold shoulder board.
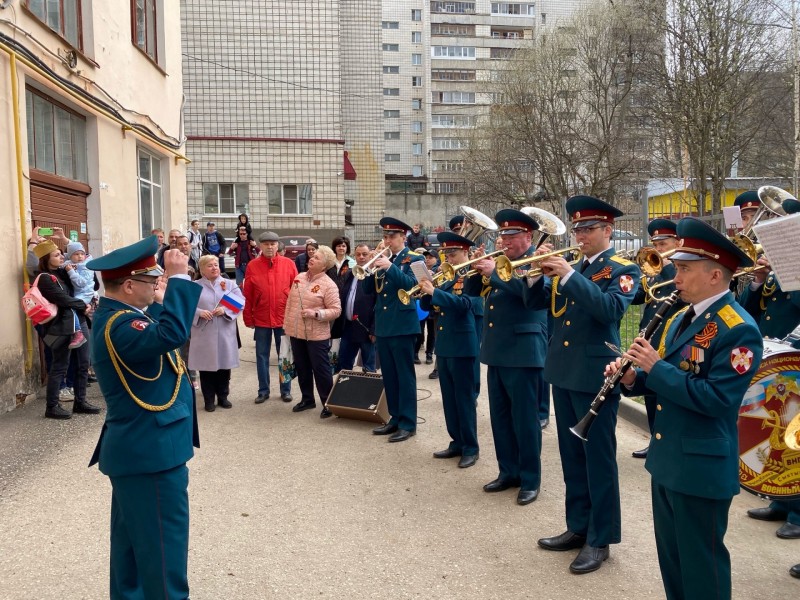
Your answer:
[717,305,744,329]
[610,255,634,266]
[407,250,421,257]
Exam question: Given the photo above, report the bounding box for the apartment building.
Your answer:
[1,1,187,410]
[182,0,385,241]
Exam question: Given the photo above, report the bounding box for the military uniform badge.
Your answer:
[731,347,754,374]
[618,274,634,292]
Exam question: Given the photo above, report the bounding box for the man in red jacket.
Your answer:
[243,231,298,403]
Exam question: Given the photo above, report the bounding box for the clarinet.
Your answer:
[570,290,681,442]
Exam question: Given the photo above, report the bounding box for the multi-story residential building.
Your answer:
[382,1,591,227]
[1,1,188,410]
[181,0,384,242]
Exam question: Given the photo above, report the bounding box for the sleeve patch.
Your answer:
[730,347,754,374]
[130,320,149,331]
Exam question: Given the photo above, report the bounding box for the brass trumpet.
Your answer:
[353,245,391,280]
[636,247,678,302]
[495,246,583,282]
[397,271,447,305]
[439,249,504,281]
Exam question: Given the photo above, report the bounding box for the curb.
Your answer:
[618,396,649,432]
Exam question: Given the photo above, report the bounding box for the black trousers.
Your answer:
[198,369,231,406]
[415,317,436,356]
[290,337,333,407]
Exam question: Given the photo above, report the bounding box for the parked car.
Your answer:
[612,229,643,257]
[279,235,317,260]
[424,233,441,250]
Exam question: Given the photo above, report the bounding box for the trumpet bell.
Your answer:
[730,233,760,264]
[635,247,663,278]
[459,206,498,243]
[757,186,791,218]
[495,246,583,282]
[520,207,567,236]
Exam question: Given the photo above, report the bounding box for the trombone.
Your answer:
[636,247,678,302]
[397,271,448,305]
[353,245,391,280]
[495,246,583,282]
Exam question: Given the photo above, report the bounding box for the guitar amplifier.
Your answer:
[325,370,389,424]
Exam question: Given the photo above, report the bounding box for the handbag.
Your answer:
[21,274,58,326]
[278,334,296,383]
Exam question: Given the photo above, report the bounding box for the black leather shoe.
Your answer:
[428,369,439,379]
[776,522,800,539]
[569,545,609,574]
[254,394,269,404]
[292,401,316,413]
[218,398,232,409]
[537,531,587,551]
[540,418,549,429]
[425,355,433,364]
[45,405,72,420]
[517,488,540,505]
[791,563,800,579]
[204,403,216,413]
[414,355,422,365]
[388,428,415,442]
[320,408,333,419]
[433,448,461,459]
[458,454,478,468]
[483,478,521,493]
[87,375,98,383]
[747,506,788,521]
[632,447,649,459]
[281,393,293,403]
[73,401,101,414]
[373,423,399,435]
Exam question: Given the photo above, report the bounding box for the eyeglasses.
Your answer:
[571,225,603,234]
[129,278,159,289]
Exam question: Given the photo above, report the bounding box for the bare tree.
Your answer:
[460,2,649,214]
[635,0,791,214]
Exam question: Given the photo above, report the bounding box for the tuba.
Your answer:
[459,206,499,244]
[520,207,566,249]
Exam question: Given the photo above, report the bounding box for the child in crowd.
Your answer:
[64,241,95,349]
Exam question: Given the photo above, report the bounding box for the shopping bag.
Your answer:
[278,334,296,383]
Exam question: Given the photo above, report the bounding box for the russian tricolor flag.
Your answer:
[219,292,244,313]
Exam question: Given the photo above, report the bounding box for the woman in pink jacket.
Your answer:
[284,245,342,417]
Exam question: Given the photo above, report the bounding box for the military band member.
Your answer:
[364,218,425,442]
[419,232,482,468]
[608,217,763,600]
[630,218,685,458]
[87,236,202,600]
[473,209,548,506]
[734,189,761,231]
[739,195,800,540]
[532,196,640,574]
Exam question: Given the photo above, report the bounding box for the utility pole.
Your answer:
[794,0,799,196]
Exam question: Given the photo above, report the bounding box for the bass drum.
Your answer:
[738,339,800,500]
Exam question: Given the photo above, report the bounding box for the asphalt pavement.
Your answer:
[0,332,797,599]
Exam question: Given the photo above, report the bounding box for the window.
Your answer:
[411,121,423,133]
[25,87,88,182]
[431,91,475,104]
[430,2,475,14]
[383,88,400,96]
[412,143,423,155]
[385,131,401,140]
[412,76,422,87]
[432,114,475,127]
[385,154,401,162]
[382,44,399,52]
[541,13,546,25]
[27,0,82,48]
[411,9,422,21]
[431,46,476,59]
[431,69,476,81]
[137,148,163,239]
[431,23,475,36]
[203,183,249,215]
[491,28,523,39]
[384,109,400,118]
[435,182,464,194]
[412,166,423,177]
[132,0,158,61]
[383,65,400,74]
[432,137,468,150]
[382,21,399,29]
[433,160,465,172]
[490,47,516,59]
[268,184,312,215]
[412,98,422,110]
[412,53,422,66]
[411,31,422,44]
[491,3,535,16]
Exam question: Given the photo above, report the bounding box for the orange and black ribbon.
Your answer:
[591,266,612,282]
[694,322,718,349]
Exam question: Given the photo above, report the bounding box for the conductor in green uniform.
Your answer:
[87,236,202,600]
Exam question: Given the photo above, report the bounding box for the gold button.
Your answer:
[439,326,443,330]
[657,404,662,411]
[565,320,571,326]
[563,341,569,347]
[772,297,777,302]
[383,307,387,310]
[766,316,771,320]
[489,305,494,310]
[489,323,494,328]
[441,312,445,316]
[655,433,662,440]
[570,301,575,305]
[383,294,387,298]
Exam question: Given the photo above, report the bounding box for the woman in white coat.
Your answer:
[188,255,246,412]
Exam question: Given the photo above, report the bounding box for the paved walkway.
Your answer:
[0,336,797,599]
